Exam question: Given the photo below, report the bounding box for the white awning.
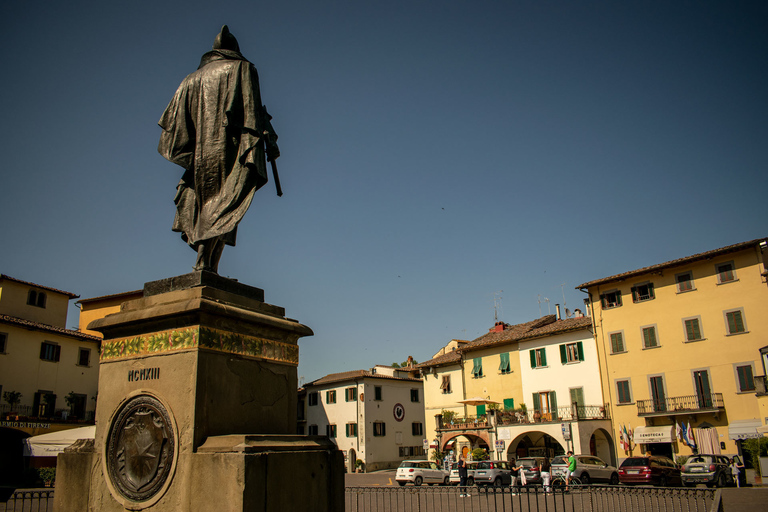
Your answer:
[728,419,762,440]
[634,425,675,443]
[22,426,95,457]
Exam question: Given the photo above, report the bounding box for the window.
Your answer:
[560,342,584,364]
[530,348,547,368]
[683,317,703,342]
[503,398,514,410]
[412,422,423,436]
[0,332,7,354]
[325,390,336,404]
[78,348,91,367]
[345,387,357,402]
[410,389,419,402]
[650,375,666,412]
[374,386,382,401]
[27,290,47,308]
[308,392,319,406]
[498,352,511,374]
[326,424,337,438]
[616,380,632,404]
[346,423,358,437]
[716,262,736,284]
[676,271,694,292]
[471,357,483,378]
[399,446,425,457]
[600,290,622,309]
[631,282,655,302]
[532,391,557,419]
[725,309,747,335]
[641,326,659,349]
[373,421,386,436]
[33,391,56,417]
[69,393,87,418]
[736,365,755,392]
[609,332,625,353]
[440,375,451,394]
[308,425,318,435]
[40,342,60,362]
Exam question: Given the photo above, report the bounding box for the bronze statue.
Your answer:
[158,25,280,273]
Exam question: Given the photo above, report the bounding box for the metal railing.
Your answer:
[439,404,610,432]
[0,490,54,512]
[0,405,95,423]
[636,393,724,416]
[345,485,720,512]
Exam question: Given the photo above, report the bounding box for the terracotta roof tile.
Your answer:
[576,237,767,289]
[306,369,422,387]
[416,350,462,369]
[0,274,79,299]
[76,290,143,304]
[0,314,100,342]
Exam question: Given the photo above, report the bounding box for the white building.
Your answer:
[299,365,425,472]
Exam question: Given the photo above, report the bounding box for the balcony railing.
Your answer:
[636,393,724,416]
[437,404,610,432]
[755,375,767,396]
[0,404,95,423]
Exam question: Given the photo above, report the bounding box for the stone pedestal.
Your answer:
[54,272,344,511]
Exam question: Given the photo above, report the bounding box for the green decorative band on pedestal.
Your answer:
[100,326,299,366]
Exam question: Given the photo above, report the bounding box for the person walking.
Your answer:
[541,458,552,493]
[510,460,525,495]
[730,458,744,488]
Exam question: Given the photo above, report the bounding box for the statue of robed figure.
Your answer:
[158,25,280,273]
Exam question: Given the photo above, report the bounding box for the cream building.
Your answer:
[577,238,768,462]
[0,274,100,481]
[420,315,615,466]
[300,365,425,472]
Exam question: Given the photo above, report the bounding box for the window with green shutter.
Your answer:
[600,290,622,309]
[530,348,546,368]
[684,318,702,341]
[736,365,755,392]
[499,352,511,374]
[616,380,631,404]
[631,282,655,302]
[476,404,486,416]
[472,357,483,378]
[642,326,659,348]
[725,310,746,334]
[610,332,625,353]
[561,342,584,363]
[503,398,514,410]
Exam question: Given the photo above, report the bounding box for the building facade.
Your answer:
[420,315,614,465]
[300,365,425,472]
[578,238,768,462]
[0,275,100,482]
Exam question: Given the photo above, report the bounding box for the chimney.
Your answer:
[489,321,505,333]
[583,298,590,317]
[406,355,414,368]
[555,304,561,320]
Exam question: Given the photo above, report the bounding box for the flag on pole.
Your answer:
[686,421,696,448]
[620,425,628,450]
[675,421,682,441]
[681,422,689,446]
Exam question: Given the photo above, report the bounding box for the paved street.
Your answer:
[345,471,768,510]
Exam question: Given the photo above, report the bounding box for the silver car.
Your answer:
[449,461,480,485]
[550,454,619,485]
[396,460,449,486]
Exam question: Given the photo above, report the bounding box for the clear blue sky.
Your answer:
[1,1,765,383]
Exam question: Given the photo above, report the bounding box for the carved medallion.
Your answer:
[106,395,175,502]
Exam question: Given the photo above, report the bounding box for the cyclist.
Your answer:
[565,451,576,492]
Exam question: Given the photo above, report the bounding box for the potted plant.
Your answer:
[355,459,365,473]
[3,390,22,420]
[38,467,56,487]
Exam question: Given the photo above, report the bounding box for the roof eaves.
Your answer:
[0,274,79,299]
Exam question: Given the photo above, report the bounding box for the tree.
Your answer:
[743,438,768,475]
[3,390,22,412]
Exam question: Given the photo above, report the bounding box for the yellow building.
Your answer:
[76,289,143,337]
[0,274,100,482]
[577,238,768,462]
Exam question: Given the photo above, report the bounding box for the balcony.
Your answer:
[436,404,610,432]
[0,404,95,424]
[636,393,724,417]
[755,375,767,397]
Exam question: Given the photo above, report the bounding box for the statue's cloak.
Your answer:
[158,49,270,247]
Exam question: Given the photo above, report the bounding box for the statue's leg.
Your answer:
[193,238,225,273]
[208,238,226,274]
[194,243,209,271]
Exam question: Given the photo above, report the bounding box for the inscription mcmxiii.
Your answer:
[128,368,160,382]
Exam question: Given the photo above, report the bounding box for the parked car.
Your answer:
[516,457,549,486]
[396,460,449,486]
[618,456,681,486]
[448,461,480,485]
[681,454,734,488]
[474,460,513,486]
[551,454,619,485]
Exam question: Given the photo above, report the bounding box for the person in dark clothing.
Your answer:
[458,457,469,497]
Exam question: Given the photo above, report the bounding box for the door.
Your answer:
[694,370,712,408]
[650,376,666,412]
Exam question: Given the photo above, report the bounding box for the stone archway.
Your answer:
[507,431,565,461]
[589,428,616,465]
[440,432,491,460]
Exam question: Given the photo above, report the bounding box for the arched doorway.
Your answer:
[441,433,490,461]
[0,428,30,485]
[507,431,565,461]
[589,428,616,465]
[348,448,357,473]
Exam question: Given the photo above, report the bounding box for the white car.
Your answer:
[396,460,450,486]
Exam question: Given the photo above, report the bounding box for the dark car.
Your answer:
[681,454,731,488]
[618,456,681,486]
[516,457,548,485]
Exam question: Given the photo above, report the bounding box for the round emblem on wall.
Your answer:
[393,403,405,422]
[106,394,175,502]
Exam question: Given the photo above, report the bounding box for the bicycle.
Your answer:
[550,472,582,492]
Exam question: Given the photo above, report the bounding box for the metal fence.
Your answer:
[345,485,722,512]
[0,490,54,512]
